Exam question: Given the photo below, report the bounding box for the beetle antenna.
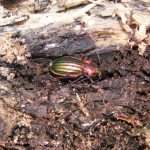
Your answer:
[96,51,100,65]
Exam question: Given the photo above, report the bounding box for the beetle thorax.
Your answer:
[84,66,97,77]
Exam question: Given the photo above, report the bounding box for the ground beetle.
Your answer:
[49,56,101,79]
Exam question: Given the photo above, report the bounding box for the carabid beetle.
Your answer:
[49,57,101,78]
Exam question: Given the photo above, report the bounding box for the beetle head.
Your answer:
[84,66,101,78]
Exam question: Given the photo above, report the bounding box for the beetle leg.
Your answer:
[80,55,89,62]
[80,55,93,65]
[83,73,94,83]
[89,78,94,83]
[80,55,92,64]
[87,76,94,83]
[96,51,101,65]
[69,75,84,84]
[79,54,86,60]
[98,73,102,79]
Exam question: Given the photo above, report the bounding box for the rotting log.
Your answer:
[0,0,150,59]
[0,0,150,149]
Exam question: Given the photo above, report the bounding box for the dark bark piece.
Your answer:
[22,24,96,58]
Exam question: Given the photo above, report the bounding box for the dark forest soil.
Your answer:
[0,47,150,149]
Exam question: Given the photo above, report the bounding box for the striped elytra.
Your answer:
[49,57,85,77]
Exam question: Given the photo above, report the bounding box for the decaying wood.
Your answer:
[0,0,150,149]
[0,0,150,58]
